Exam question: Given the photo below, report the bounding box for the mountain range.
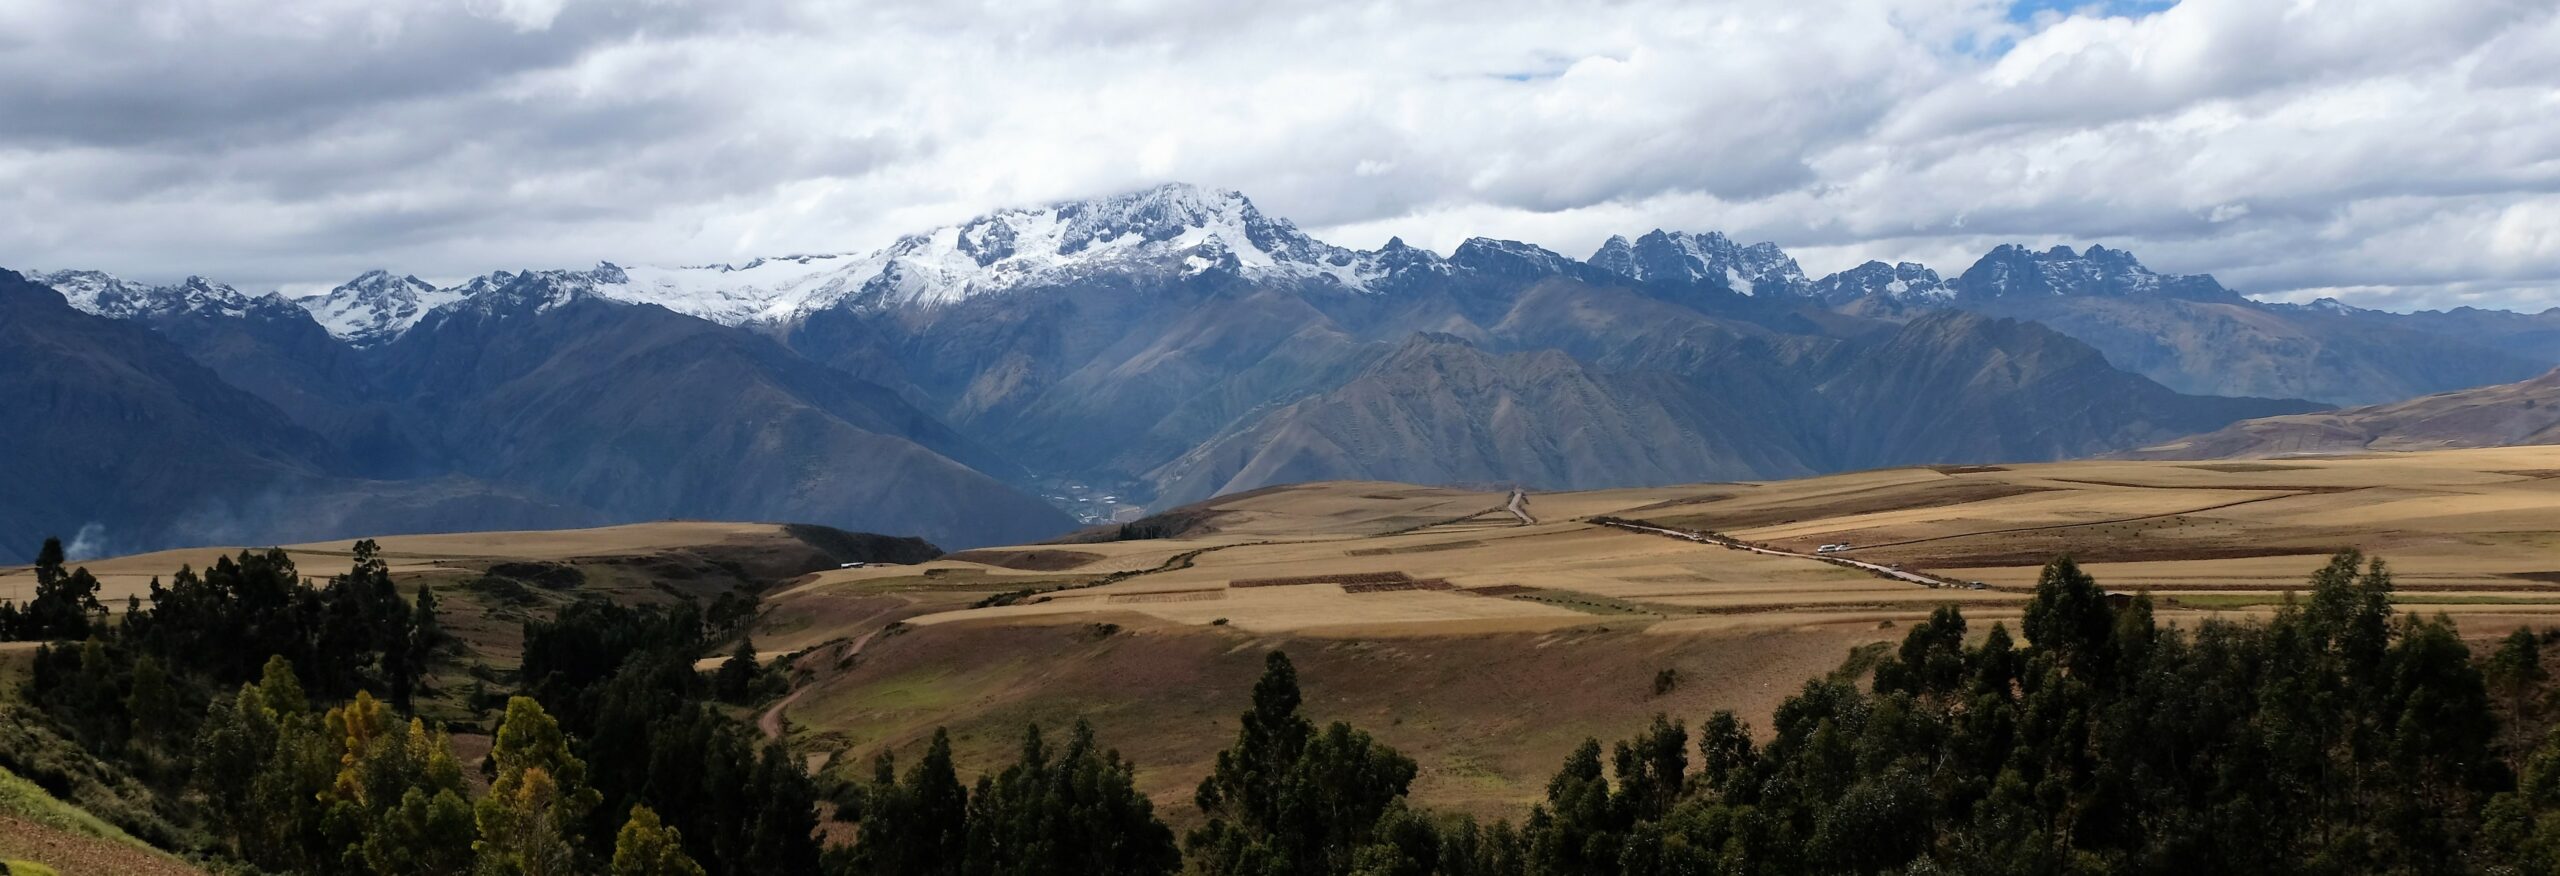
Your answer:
[12,182,2556,560]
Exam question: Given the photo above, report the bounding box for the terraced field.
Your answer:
[758,448,2560,818]
[22,450,2559,822]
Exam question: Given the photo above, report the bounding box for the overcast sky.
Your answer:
[3,0,2555,310]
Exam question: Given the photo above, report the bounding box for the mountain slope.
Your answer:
[22,183,2469,540]
[1813,311,2324,469]
[377,279,1071,548]
[1958,294,2550,405]
[1146,334,1813,506]
[0,270,335,562]
[1819,245,2553,405]
[2129,367,2560,459]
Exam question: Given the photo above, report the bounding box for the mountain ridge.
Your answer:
[18,182,2557,556]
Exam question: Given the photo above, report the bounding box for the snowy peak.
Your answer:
[1954,244,2240,303]
[1589,230,1811,297]
[826,182,1371,310]
[445,264,629,318]
[1447,237,1584,281]
[1813,260,1953,306]
[296,269,459,347]
[34,269,161,317]
[34,270,302,322]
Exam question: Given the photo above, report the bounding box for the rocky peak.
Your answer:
[1955,244,2241,303]
[1813,260,1954,307]
[1589,229,1811,297]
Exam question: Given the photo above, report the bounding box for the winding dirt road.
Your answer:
[759,626,884,741]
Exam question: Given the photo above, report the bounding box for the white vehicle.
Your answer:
[1816,543,1851,554]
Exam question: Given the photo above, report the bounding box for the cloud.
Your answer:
[1,0,2554,311]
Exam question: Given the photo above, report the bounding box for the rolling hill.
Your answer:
[2129,367,2560,459]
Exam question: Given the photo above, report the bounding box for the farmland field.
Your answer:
[18,448,2560,821]
[756,447,2560,817]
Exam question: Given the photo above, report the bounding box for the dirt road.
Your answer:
[1598,520,1946,587]
[759,626,885,741]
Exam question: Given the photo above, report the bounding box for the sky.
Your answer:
[2,0,2555,311]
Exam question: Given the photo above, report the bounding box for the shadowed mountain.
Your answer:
[372,274,1074,548]
[1818,246,2552,405]
[1150,311,2318,505]
[0,270,593,562]
[1813,311,2325,468]
[2129,367,2560,460]
[1145,333,1816,506]
[18,184,2428,542]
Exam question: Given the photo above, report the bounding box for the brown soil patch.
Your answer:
[1342,579,1456,594]
[2042,479,2354,493]
[1646,481,2052,532]
[1107,591,1229,604]
[1345,540,1484,557]
[1462,585,1543,597]
[1232,572,1414,588]
[942,549,1105,571]
[1869,539,2318,568]
[2502,572,2560,585]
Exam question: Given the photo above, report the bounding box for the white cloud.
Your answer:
[0,0,2553,311]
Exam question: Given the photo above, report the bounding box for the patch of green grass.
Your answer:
[1830,641,1893,683]
[0,648,33,707]
[2171,593,2560,609]
[1510,590,1657,616]
[791,662,1022,747]
[2169,594,2286,608]
[6,859,64,875]
[2390,594,2560,606]
[0,765,156,855]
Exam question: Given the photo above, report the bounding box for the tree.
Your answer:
[1190,651,1422,876]
[715,638,760,705]
[124,652,179,748]
[852,728,970,876]
[476,697,601,876]
[369,786,479,876]
[392,585,447,713]
[262,653,312,717]
[961,722,1179,876]
[613,806,708,876]
[16,536,104,640]
[2488,628,2550,758]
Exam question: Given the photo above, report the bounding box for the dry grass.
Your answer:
[784,620,1896,823]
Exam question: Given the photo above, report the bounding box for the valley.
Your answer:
[10,446,2560,870]
[724,446,2560,818]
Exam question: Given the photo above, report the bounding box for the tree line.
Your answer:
[14,537,2560,873]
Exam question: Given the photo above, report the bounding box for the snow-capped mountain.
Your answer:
[286,182,1438,344]
[1446,237,1587,281]
[1588,230,1812,297]
[35,270,307,323]
[816,181,1385,310]
[297,270,464,347]
[1953,244,2240,302]
[60,185,2294,356]
[1813,261,1954,306]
